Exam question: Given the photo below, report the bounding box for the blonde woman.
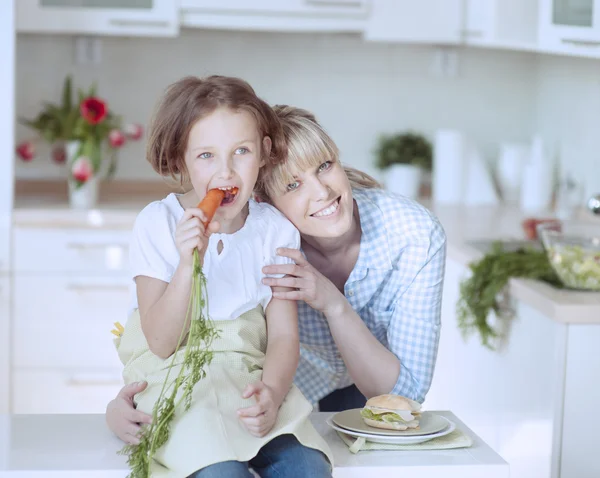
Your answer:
[107,105,447,450]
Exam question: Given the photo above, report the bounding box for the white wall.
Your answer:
[14,29,538,182]
[533,54,600,200]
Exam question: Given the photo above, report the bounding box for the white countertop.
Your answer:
[0,411,508,478]
[12,193,600,324]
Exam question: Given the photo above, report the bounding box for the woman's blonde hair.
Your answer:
[255,105,381,201]
[146,75,287,185]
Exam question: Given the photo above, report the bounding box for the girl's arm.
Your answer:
[261,287,299,405]
[138,206,219,359]
[237,286,298,437]
[136,262,193,359]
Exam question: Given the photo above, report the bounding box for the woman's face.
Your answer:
[270,160,354,239]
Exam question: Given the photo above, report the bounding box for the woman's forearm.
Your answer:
[141,263,194,358]
[325,297,401,398]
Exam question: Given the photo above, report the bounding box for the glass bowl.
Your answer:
[537,221,600,291]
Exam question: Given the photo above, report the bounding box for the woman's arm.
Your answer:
[262,226,446,402]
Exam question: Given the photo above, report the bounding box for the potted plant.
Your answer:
[15,75,143,209]
[374,131,432,198]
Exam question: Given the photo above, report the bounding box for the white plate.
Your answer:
[327,416,456,445]
[332,409,449,436]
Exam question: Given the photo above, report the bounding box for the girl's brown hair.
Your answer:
[147,75,287,184]
[255,105,381,202]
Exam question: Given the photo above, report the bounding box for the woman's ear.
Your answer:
[261,136,272,167]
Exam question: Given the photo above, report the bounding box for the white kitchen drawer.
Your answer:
[13,275,131,368]
[12,368,123,414]
[13,227,130,274]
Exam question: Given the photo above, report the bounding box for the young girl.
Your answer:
[115,76,332,478]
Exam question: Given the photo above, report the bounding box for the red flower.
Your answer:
[80,97,107,125]
[108,129,126,148]
[72,156,93,183]
[16,141,35,161]
[124,123,144,140]
[51,144,66,164]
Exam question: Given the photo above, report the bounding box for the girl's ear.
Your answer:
[261,136,272,168]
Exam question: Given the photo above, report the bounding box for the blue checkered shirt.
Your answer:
[294,188,446,406]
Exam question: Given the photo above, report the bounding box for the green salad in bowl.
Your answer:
[538,221,600,291]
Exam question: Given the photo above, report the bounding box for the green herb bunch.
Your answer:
[119,249,219,477]
[374,131,433,171]
[457,242,562,349]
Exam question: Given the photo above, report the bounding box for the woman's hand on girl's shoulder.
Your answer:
[174,208,220,267]
[261,248,345,316]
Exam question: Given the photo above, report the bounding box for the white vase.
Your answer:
[385,164,422,199]
[68,176,99,210]
[66,140,99,210]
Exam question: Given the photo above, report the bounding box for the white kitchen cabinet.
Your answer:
[538,0,600,57]
[13,369,123,414]
[16,0,179,37]
[462,0,539,50]
[11,226,131,414]
[426,257,600,478]
[0,278,9,415]
[364,0,463,44]
[13,227,130,275]
[181,0,369,32]
[0,0,14,416]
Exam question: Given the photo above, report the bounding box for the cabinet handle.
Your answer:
[67,284,129,292]
[67,373,123,386]
[461,29,483,38]
[562,38,600,47]
[109,18,171,28]
[304,0,364,7]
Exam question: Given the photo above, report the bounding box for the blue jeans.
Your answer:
[318,384,366,412]
[189,434,332,478]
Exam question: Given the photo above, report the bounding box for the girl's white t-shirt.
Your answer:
[128,193,300,321]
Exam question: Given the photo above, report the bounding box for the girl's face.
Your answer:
[184,107,269,231]
[270,160,354,240]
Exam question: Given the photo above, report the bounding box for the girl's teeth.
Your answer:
[313,201,338,217]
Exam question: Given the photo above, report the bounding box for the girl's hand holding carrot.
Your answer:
[175,189,225,268]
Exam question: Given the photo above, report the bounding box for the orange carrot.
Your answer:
[197,189,225,226]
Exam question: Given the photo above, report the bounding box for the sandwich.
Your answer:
[360,394,421,430]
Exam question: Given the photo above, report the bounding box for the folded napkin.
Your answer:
[336,428,473,454]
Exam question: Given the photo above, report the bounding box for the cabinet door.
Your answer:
[364,0,463,44]
[539,0,600,55]
[0,0,14,274]
[180,0,369,17]
[13,369,123,414]
[0,278,9,415]
[463,0,538,48]
[13,275,131,369]
[181,0,369,32]
[16,0,179,37]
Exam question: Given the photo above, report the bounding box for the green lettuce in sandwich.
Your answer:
[360,394,421,430]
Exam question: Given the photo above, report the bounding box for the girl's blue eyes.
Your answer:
[197,148,249,159]
[286,181,300,192]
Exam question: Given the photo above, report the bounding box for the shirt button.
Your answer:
[348,290,354,297]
